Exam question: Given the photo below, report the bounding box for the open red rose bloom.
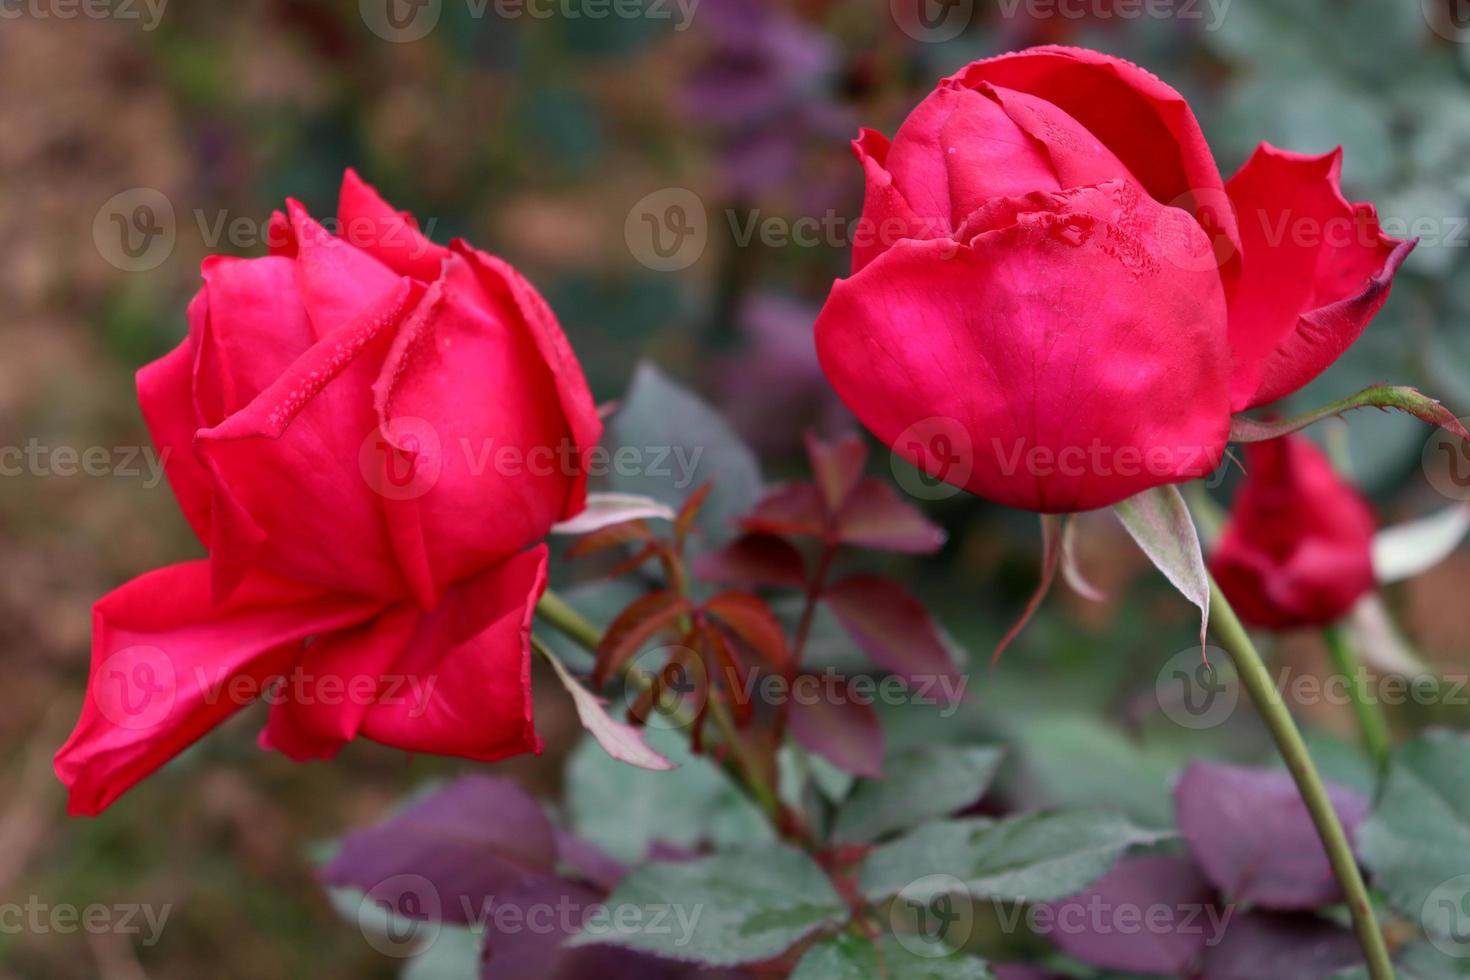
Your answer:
[54,172,602,815]
[815,45,1412,513]
[1211,435,1377,631]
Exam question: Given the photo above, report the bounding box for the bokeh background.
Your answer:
[4,0,1470,976]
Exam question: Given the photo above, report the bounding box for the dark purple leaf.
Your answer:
[1046,856,1219,976]
[1201,912,1362,980]
[555,831,626,893]
[824,574,961,689]
[1175,762,1370,911]
[694,534,808,590]
[788,676,884,779]
[478,879,688,980]
[322,776,556,925]
[834,478,947,554]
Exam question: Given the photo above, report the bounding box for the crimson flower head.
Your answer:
[814,45,1411,513]
[55,171,602,815]
[1210,435,1376,630]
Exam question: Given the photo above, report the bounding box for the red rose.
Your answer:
[814,45,1410,513]
[54,171,602,815]
[1210,435,1376,630]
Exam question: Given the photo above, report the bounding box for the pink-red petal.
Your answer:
[1225,143,1413,410]
[359,545,548,761]
[54,562,381,816]
[815,179,1231,513]
[337,169,449,282]
[957,45,1242,290]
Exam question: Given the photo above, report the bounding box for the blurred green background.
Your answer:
[4,0,1470,977]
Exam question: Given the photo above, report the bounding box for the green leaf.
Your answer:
[1113,485,1209,652]
[832,745,1003,844]
[860,811,1169,905]
[1229,384,1470,445]
[606,363,764,550]
[790,933,995,980]
[565,729,772,864]
[1357,730,1470,944]
[569,845,847,966]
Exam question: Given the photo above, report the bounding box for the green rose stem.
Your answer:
[1209,579,1395,980]
[1322,625,1392,772]
[533,589,783,824]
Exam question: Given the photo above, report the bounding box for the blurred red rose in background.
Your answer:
[815,45,1411,513]
[55,171,602,816]
[1210,435,1376,630]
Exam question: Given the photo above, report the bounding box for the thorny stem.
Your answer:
[1209,579,1395,980]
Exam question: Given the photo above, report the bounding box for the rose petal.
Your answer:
[196,277,421,600]
[259,604,421,762]
[137,337,211,543]
[1225,143,1413,410]
[816,178,1231,512]
[957,45,1242,288]
[336,169,449,282]
[53,562,380,816]
[359,545,548,761]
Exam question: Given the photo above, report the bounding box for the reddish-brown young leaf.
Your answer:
[700,624,753,725]
[565,520,656,560]
[834,478,946,554]
[806,431,868,515]
[823,574,961,688]
[694,534,808,590]
[703,591,790,670]
[788,676,884,778]
[739,483,827,540]
[603,543,662,580]
[594,590,692,687]
[674,482,715,548]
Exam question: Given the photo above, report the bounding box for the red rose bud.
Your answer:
[55,171,602,815]
[1210,436,1376,630]
[814,45,1411,513]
